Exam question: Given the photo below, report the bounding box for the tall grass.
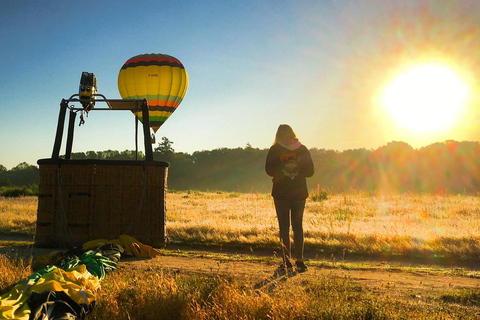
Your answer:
[2,192,480,260]
[167,191,279,248]
[167,191,480,261]
[305,193,480,260]
[84,268,480,319]
[0,255,32,293]
[2,255,478,319]
[0,196,37,235]
[2,193,480,319]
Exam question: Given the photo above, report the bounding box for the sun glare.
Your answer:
[381,64,470,133]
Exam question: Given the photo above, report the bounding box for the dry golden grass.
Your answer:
[1,192,480,260]
[167,191,278,247]
[167,191,480,260]
[2,193,480,319]
[0,196,37,235]
[0,255,32,294]
[84,268,480,320]
[1,253,479,319]
[304,193,480,259]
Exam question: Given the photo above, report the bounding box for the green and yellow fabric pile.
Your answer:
[0,234,160,319]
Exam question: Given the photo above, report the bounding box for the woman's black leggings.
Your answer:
[274,198,306,263]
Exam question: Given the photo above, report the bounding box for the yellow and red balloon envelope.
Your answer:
[117,53,188,133]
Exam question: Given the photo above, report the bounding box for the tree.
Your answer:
[6,162,39,186]
[0,177,11,187]
[11,162,31,171]
[0,164,9,186]
[155,137,175,155]
[86,151,97,159]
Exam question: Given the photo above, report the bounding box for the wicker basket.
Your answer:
[36,159,168,248]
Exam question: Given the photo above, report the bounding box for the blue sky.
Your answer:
[1,0,480,169]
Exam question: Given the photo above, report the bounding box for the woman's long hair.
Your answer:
[274,124,297,145]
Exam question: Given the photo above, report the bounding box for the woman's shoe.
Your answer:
[295,261,308,273]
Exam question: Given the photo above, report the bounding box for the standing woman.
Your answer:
[265,124,314,274]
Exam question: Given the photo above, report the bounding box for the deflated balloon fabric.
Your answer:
[82,234,161,258]
[2,234,154,319]
[27,290,93,320]
[62,251,117,281]
[0,265,99,320]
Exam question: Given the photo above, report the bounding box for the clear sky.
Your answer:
[2,0,480,169]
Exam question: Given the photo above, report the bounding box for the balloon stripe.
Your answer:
[126,53,181,61]
[149,106,176,112]
[148,101,181,108]
[150,121,167,127]
[135,118,169,126]
[132,55,182,65]
[121,93,183,103]
[148,99,182,106]
[150,110,173,118]
[123,94,183,102]
[134,115,170,121]
[150,117,169,122]
[121,60,185,70]
[132,110,174,118]
[129,54,180,63]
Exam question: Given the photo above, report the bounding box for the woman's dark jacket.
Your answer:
[265,143,314,200]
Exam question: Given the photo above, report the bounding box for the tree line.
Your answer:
[2,139,480,194]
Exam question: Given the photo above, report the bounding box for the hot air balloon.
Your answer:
[117,53,188,133]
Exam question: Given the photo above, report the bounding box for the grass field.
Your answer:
[1,192,480,319]
[167,191,480,261]
[0,196,36,236]
[1,191,480,260]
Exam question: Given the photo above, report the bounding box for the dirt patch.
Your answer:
[117,247,480,303]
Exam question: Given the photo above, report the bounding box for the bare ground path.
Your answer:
[118,246,480,304]
[2,235,480,304]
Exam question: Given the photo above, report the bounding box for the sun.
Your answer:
[381,64,470,133]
